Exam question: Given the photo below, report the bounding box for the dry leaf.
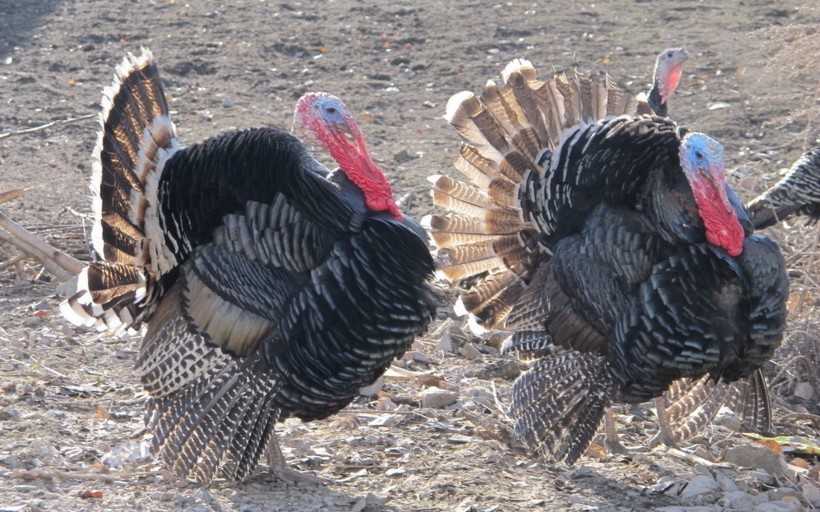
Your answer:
[416,374,442,388]
[791,458,810,469]
[95,406,110,420]
[0,188,27,204]
[79,490,103,499]
[754,438,784,453]
[585,443,607,457]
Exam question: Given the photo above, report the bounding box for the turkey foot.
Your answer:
[603,409,648,455]
[265,437,331,485]
[648,397,680,449]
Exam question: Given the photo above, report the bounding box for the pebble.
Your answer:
[754,501,801,512]
[475,359,520,381]
[793,381,814,400]
[655,506,722,512]
[680,474,721,499]
[13,485,40,493]
[359,376,384,397]
[720,490,757,509]
[802,483,820,508]
[458,343,482,360]
[713,407,742,432]
[714,470,739,492]
[723,444,786,476]
[420,388,458,408]
[0,407,20,421]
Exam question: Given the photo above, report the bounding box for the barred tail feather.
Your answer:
[510,352,615,464]
[138,289,280,483]
[60,261,153,334]
[500,330,555,360]
[658,370,771,443]
[661,376,732,443]
[63,49,182,335]
[91,48,179,267]
[730,369,772,435]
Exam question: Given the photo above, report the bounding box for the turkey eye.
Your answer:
[667,52,673,58]
[694,151,703,159]
[326,107,337,115]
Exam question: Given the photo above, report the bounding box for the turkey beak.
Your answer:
[335,122,358,148]
[702,165,733,214]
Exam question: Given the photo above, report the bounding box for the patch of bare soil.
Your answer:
[1,1,817,511]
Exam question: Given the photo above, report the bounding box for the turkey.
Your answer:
[637,47,688,117]
[747,148,820,228]
[60,49,437,484]
[426,57,789,463]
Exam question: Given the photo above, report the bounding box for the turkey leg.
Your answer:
[265,434,330,485]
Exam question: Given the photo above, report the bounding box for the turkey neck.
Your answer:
[641,165,751,250]
[324,133,401,220]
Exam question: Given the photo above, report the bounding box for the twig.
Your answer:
[15,468,160,483]
[0,254,26,271]
[0,211,83,281]
[0,188,32,205]
[0,113,95,140]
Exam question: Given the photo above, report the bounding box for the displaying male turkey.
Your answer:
[60,49,437,484]
[747,148,820,228]
[426,58,789,463]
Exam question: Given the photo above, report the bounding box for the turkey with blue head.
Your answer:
[426,57,788,464]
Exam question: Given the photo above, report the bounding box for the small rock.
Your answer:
[724,444,786,476]
[714,470,739,492]
[793,381,814,401]
[680,474,721,499]
[13,485,40,492]
[754,501,801,512]
[720,491,757,509]
[747,469,777,487]
[222,97,235,108]
[713,407,742,432]
[0,407,20,421]
[406,351,438,365]
[359,376,384,397]
[420,388,458,409]
[351,493,388,512]
[458,343,482,360]
[802,483,820,508]
[385,468,406,477]
[393,149,416,164]
[475,359,520,381]
[368,414,398,427]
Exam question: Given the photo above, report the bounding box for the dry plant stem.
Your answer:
[0,211,83,281]
[0,113,95,140]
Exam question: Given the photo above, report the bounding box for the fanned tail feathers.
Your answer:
[509,352,615,464]
[659,369,772,443]
[427,59,647,328]
[62,48,180,333]
[137,288,280,483]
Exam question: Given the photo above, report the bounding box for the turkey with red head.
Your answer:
[61,49,437,484]
[426,57,788,464]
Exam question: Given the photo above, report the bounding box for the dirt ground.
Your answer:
[0,1,818,511]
